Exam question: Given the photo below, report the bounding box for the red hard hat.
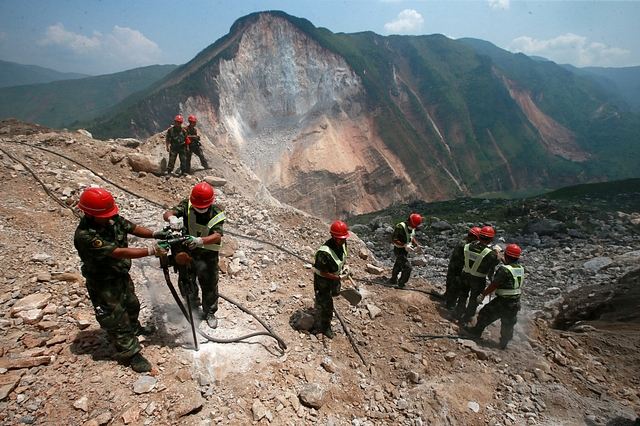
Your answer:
[505,244,522,259]
[469,227,482,237]
[174,115,184,123]
[190,182,214,209]
[479,226,495,239]
[77,187,118,218]
[330,220,350,239]
[187,115,197,123]
[409,213,422,228]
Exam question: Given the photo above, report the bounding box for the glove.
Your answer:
[415,245,424,255]
[405,243,414,253]
[342,264,351,276]
[184,236,204,250]
[168,215,183,231]
[148,242,169,257]
[476,294,485,304]
[153,229,171,240]
[339,273,348,281]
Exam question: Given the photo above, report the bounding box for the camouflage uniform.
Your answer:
[166,125,189,175]
[444,239,467,309]
[170,199,225,316]
[451,241,500,322]
[467,262,524,349]
[390,221,414,287]
[185,126,209,171]
[313,238,347,333]
[73,215,144,359]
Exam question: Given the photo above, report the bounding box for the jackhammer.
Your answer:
[155,227,287,352]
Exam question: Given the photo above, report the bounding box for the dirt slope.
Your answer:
[0,119,638,426]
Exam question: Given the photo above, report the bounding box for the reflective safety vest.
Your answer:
[187,201,226,251]
[314,245,347,277]
[462,243,492,277]
[392,222,415,248]
[495,264,524,297]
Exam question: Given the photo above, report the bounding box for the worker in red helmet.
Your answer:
[450,225,501,324]
[313,220,350,338]
[73,187,170,373]
[163,182,226,329]
[165,114,189,177]
[184,115,210,173]
[444,227,482,309]
[389,213,423,288]
[464,244,524,350]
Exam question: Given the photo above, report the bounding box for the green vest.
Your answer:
[392,222,415,248]
[187,201,226,251]
[314,245,347,276]
[462,243,492,277]
[495,264,524,297]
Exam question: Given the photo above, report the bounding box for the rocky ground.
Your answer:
[0,118,639,426]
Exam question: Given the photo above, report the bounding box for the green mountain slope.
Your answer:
[0,64,177,129]
[0,60,89,88]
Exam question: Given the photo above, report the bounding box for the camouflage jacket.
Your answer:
[185,126,200,145]
[170,199,225,258]
[166,125,187,148]
[74,215,136,280]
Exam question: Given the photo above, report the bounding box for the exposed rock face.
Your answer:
[211,14,415,220]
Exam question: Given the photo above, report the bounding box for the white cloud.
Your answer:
[488,0,510,11]
[384,9,424,35]
[509,33,630,67]
[34,23,161,74]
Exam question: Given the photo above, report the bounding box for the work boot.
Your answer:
[499,340,509,350]
[126,353,152,373]
[321,326,335,339]
[135,322,156,336]
[206,311,218,329]
[388,277,397,285]
[396,283,406,289]
[462,325,482,338]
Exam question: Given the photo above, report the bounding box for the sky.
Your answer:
[1,0,639,76]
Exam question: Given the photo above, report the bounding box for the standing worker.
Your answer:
[444,227,481,309]
[389,214,423,288]
[464,244,524,350]
[185,115,210,173]
[165,115,189,177]
[163,182,226,329]
[451,226,501,324]
[73,187,169,373]
[313,221,350,339]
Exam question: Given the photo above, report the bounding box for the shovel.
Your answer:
[339,276,363,306]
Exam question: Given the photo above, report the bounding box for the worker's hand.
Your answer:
[338,273,349,281]
[342,264,351,276]
[166,145,170,153]
[148,242,169,257]
[476,294,485,304]
[405,243,415,253]
[493,245,502,254]
[168,215,183,231]
[152,229,171,240]
[184,236,204,250]
[415,245,424,255]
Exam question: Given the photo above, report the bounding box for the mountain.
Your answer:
[0,64,177,129]
[0,60,89,87]
[80,13,640,219]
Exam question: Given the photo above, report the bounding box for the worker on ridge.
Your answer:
[313,220,350,339]
[73,187,169,373]
[165,115,189,177]
[464,244,525,350]
[389,213,423,289]
[163,182,226,329]
[444,227,481,309]
[450,225,501,324]
[184,115,210,173]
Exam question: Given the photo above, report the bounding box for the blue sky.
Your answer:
[1,0,639,76]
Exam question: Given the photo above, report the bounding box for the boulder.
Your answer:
[127,153,166,175]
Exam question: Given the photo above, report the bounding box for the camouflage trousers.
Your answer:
[314,275,341,328]
[178,253,219,316]
[391,248,412,286]
[167,145,188,174]
[186,143,209,170]
[85,274,141,359]
[451,272,487,321]
[473,296,520,346]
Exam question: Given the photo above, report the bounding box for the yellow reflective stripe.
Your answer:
[187,202,226,251]
[314,245,347,275]
[392,222,415,248]
[496,265,524,297]
[462,244,491,277]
